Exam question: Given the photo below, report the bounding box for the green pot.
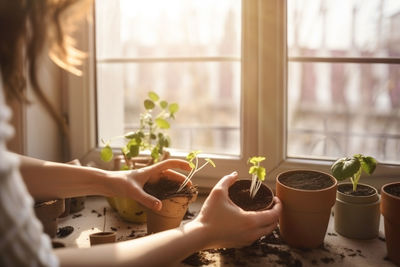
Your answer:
[107,197,146,223]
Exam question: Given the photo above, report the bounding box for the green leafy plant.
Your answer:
[178,150,216,192]
[331,154,377,192]
[248,156,266,198]
[100,91,179,167]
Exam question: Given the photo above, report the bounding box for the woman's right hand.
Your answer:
[191,171,282,249]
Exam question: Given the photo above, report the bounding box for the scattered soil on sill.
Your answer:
[57,226,74,238]
[279,171,334,190]
[228,180,273,211]
[144,178,197,200]
[338,184,375,196]
[72,213,82,219]
[384,183,400,197]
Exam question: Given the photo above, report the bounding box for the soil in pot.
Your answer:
[276,170,337,249]
[228,180,273,211]
[381,182,400,266]
[335,183,380,239]
[143,178,198,234]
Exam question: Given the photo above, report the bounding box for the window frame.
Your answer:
[68,0,399,191]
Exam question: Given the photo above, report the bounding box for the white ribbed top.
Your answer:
[0,78,59,267]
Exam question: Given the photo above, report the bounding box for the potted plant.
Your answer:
[89,207,116,246]
[228,156,274,211]
[276,169,337,249]
[380,182,400,265]
[100,91,179,223]
[143,150,215,234]
[331,154,379,239]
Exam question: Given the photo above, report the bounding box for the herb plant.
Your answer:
[331,154,377,192]
[248,156,266,199]
[100,91,179,166]
[177,150,216,192]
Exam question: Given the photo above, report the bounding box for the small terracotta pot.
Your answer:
[145,191,198,234]
[59,198,71,218]
[381,182,400,266]
[276,170,337,249]
[334,183,380,239]
[228,180,274,211]
[89,232,117,246]
[70,196,86,213]
[34,199,65,238]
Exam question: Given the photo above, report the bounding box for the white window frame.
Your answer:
[67,0,399,191]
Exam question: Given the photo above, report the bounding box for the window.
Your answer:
[69,0,399,188]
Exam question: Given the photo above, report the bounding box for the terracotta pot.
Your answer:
[59,198,71,218]
[70,196,86,213]
[381,182,400,266]
[334,183,380,239]
[34,199,65,238]
[228,180,274,211]
[276,170,337,249]
[89,232,116,246]
[145,190,198,234]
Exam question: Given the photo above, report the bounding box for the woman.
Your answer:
[0,1,281,266]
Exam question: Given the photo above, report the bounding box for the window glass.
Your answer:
[95,0,242,156]
[287,0,400,164]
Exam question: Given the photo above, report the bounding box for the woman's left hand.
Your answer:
[109,159,191,211]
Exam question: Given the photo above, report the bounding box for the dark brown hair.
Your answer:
[0,0,88,138]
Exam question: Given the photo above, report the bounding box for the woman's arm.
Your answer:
[55,172,282,267]
[17,153,191,210]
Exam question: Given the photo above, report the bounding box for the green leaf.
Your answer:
[151,147,160,161]
[155,118,170,129]
[160,101,168,109]
[249,156,266,165]
[205,158,216,167]
[121,164,130,170]
[187,150,201,161]
[124,132,136,139]
[359,156,377,175]
[144,99,155,110]
[257,167,266,181]
[129,144,139,158]
[100,145,113,162]
[249,166,258,175]
[148,91,159,101]
[169,103,179,114]
[331,157,361,181]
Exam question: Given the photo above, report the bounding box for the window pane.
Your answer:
[287,62,400,164]
[287,0,400,58]
[96,0,241,59]
[97,61,241,155]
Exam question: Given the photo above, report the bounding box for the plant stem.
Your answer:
[103,207,106,232]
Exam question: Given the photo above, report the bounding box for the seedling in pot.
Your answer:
[248,156,266,198]
[177,150,216,192]
[331,154,377,192]
[100,91,179,167]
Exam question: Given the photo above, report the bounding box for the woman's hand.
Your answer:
[110,159,191,211]
[190,172,282,249]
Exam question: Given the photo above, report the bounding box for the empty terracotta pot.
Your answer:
[276,170,337,249]
[381,182,400,266]
[34,199,65,238]
[89,232,117,246]
[334,183,380,239]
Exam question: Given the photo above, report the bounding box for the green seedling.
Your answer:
[100,91,179,167]
[178,150,216,192]
[248,156,266,199]
[331,154,377,192]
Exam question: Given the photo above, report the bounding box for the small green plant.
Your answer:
[248,156,266,198]
[100,91,179,167]
[178,150,216,192]
[331,154,377,192]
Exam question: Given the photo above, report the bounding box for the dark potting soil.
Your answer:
[228,180,273,211]
[182,252,216,266]
[143,177,197,200]
[52,241,65,249]
[56,226,74,238]
[279,171,334,190]
[384,183,400,197]
[338,183,375,196]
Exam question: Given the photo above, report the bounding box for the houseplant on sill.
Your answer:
[276,169,337,249]
[380,181,400,265]
[143,150,215,234]
[228,156,274,211]
[331,154,379,239]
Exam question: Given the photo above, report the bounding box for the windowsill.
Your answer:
[54,196,396,266]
